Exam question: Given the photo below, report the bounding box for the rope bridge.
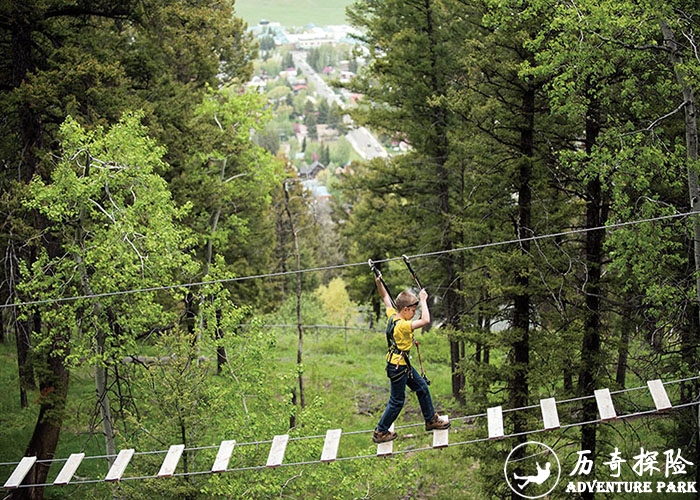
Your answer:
[3,376,698,490]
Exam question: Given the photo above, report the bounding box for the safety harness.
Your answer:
[385,315,413,380]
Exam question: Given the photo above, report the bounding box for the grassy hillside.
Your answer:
[234,0,354,28]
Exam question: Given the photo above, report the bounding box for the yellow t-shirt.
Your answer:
[385,307,413,366]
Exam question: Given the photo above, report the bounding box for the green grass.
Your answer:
[234,0,354,28]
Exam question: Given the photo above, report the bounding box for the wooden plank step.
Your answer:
[376,423,395,457]
[321,429,342,462]
[3,456,36,489]
[594,388,617,421]
[540,398,560,430]
[53,453,85,485]
[487,406,504,439]
[647,379,672,411]
[266,434,289,468]
[105,449,135,482]
[432,416,449,449]
[211,440,236,473]
[157,444,185,478]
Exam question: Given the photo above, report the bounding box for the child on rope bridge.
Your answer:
[372,273,451,443]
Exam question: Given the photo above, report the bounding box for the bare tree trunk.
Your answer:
[216,309,227,375]
[578,92,607,500]
[615,299,634,387]
[13,310,33,408]
[660,19,700,492]
[8,237,37,409]
[507,87,535,500]
[75,259,117,464]
[660,20,700,323]
[284,182,304,428]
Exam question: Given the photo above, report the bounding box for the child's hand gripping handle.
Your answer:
[368,259,382,278]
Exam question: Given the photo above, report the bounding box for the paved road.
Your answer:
[292,51,388,160]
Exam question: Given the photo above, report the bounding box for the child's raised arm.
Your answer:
[375,276,394,310]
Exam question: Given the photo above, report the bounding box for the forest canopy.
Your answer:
[1,0,700,498]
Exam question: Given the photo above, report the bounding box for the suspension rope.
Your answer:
[1,210,693,310]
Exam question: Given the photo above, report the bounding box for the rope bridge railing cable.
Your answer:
[3,375,699,489]
[6,395,700,489]
[0,211,694,310]
[11,394,700,491]
[2,374,697,468]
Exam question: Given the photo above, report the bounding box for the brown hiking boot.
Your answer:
[426,413,451,431]
[372,429,398,443]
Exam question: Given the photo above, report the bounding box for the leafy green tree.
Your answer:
[315,277,357,326]
[518,2,700,492]
[16,113,198,492]
[0,0,255,422]
[317,100,330,124]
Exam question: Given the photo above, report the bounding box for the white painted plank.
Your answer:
[648,379,672,411]
[432,416,449,449]
[540,398,560,430]
[266,434,289,468]
[53,453,85,485]
[487,406,504,439]
[3,456,36,489]
[157,444,185,478]
[594,388,617,421]
[321,429,342,462]
[211,440,236,473]
[376,423,395,457]
[105,449,135,482]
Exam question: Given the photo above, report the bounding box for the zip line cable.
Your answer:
[2,375,698,489]
[1,210,695,310]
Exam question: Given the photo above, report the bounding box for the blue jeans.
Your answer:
[376,363,435,432]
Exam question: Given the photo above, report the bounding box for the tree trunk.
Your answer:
[9,5,42,412]
[615,299,633,387]
[8,323,69,500]
[577,92,606,500]
[215,309,227,375]
[660,20,700,492]
[284,183,304,416]
[507,82,535,500]
[659,20,700,324]
[13,310,34,408]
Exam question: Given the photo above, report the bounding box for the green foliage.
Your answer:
[19,113,198,364]
[314,277,358,325]
[170,86,285,309]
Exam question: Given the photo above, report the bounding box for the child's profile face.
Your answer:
[400,302,419,320]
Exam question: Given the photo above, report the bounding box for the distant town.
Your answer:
[248,20,361,49]
[243,19,403,208]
